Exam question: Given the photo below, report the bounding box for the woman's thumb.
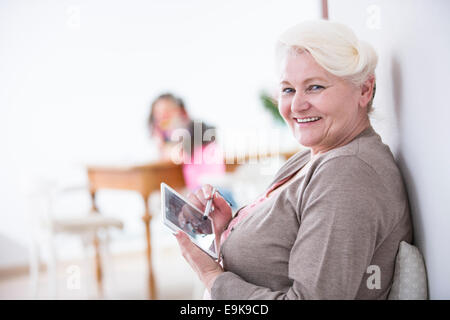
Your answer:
[213,192,230,211]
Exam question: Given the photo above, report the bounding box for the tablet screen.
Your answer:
[161,183,217,259]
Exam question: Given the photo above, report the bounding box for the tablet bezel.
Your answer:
[161,182,218,260]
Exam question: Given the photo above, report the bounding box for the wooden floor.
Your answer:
[0,244,203,300]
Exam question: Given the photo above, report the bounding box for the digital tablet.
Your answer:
[161,183,218,260]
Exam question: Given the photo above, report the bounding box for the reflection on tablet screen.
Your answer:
[164,187,216,256]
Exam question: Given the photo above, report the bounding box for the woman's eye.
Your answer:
[282,88,295,94]
[307,85,325,92]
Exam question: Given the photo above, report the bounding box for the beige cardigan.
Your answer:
[211,125,413,299]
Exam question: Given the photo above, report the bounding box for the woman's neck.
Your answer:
[311,117,370,157]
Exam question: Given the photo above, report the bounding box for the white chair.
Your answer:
[25,178,123,299]
[388,241,428,300]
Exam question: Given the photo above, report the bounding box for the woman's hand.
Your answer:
[174,230,223,292]
[175,185,232,291]
[186,185,233,239]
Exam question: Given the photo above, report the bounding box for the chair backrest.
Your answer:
[23,176,91,238]
[388,241,428,300]
[23,177,60,237]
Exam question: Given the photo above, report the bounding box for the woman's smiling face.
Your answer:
[278,50,370,155]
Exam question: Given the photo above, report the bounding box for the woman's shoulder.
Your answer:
[318,126,399,170]
[309,126,406,197]
[271,148,310,182]
[284,148,311,167]
[300,126,411,242]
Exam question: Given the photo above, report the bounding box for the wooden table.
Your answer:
[87,160,185,299]
[86,149,299,299]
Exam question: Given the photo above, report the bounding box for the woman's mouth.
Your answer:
[295,117,322,124]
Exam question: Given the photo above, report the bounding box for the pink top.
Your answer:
[220,173,294,247]
[182,142,226,191]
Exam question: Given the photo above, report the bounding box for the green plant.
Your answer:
[259,91,284,124]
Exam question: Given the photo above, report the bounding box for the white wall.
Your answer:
[329,0,450,299]
[0,0,319,268]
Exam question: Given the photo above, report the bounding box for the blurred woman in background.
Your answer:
[148,93,235,205]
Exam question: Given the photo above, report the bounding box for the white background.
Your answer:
[0,0,318,268]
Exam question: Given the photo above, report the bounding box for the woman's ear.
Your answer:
[359,75,376,109]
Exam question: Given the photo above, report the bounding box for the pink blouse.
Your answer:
[220,173,295,247]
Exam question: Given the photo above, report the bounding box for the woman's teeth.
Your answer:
[296,117,321,123]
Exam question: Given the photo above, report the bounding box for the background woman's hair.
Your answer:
[276,20,378,113]
[148,92,188,133]
[148,92,216,157]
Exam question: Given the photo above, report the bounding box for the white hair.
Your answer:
[276,20,378,112]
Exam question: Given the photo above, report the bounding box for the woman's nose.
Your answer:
[291,93,310,113]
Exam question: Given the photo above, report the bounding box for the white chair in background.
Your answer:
[25,178,123,299]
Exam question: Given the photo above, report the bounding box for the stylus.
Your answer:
[202,187,217,220]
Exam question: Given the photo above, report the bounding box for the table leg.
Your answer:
[93,233,103,298]
[142,197,157,299]
[90,190,103,298]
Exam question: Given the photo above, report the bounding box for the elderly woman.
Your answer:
[174,20,412,300]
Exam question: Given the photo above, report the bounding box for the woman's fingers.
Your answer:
[174,231,217,267]
[188,184,214,209]
[175,231,195,253]
[201,184,215,200]
[195,188,208,206]
[188,185,229,217]
[187,191,206,211]
[211,192,231,214]
[209,192,232,234]
[175,231,208,266]
[174,227,224,291]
